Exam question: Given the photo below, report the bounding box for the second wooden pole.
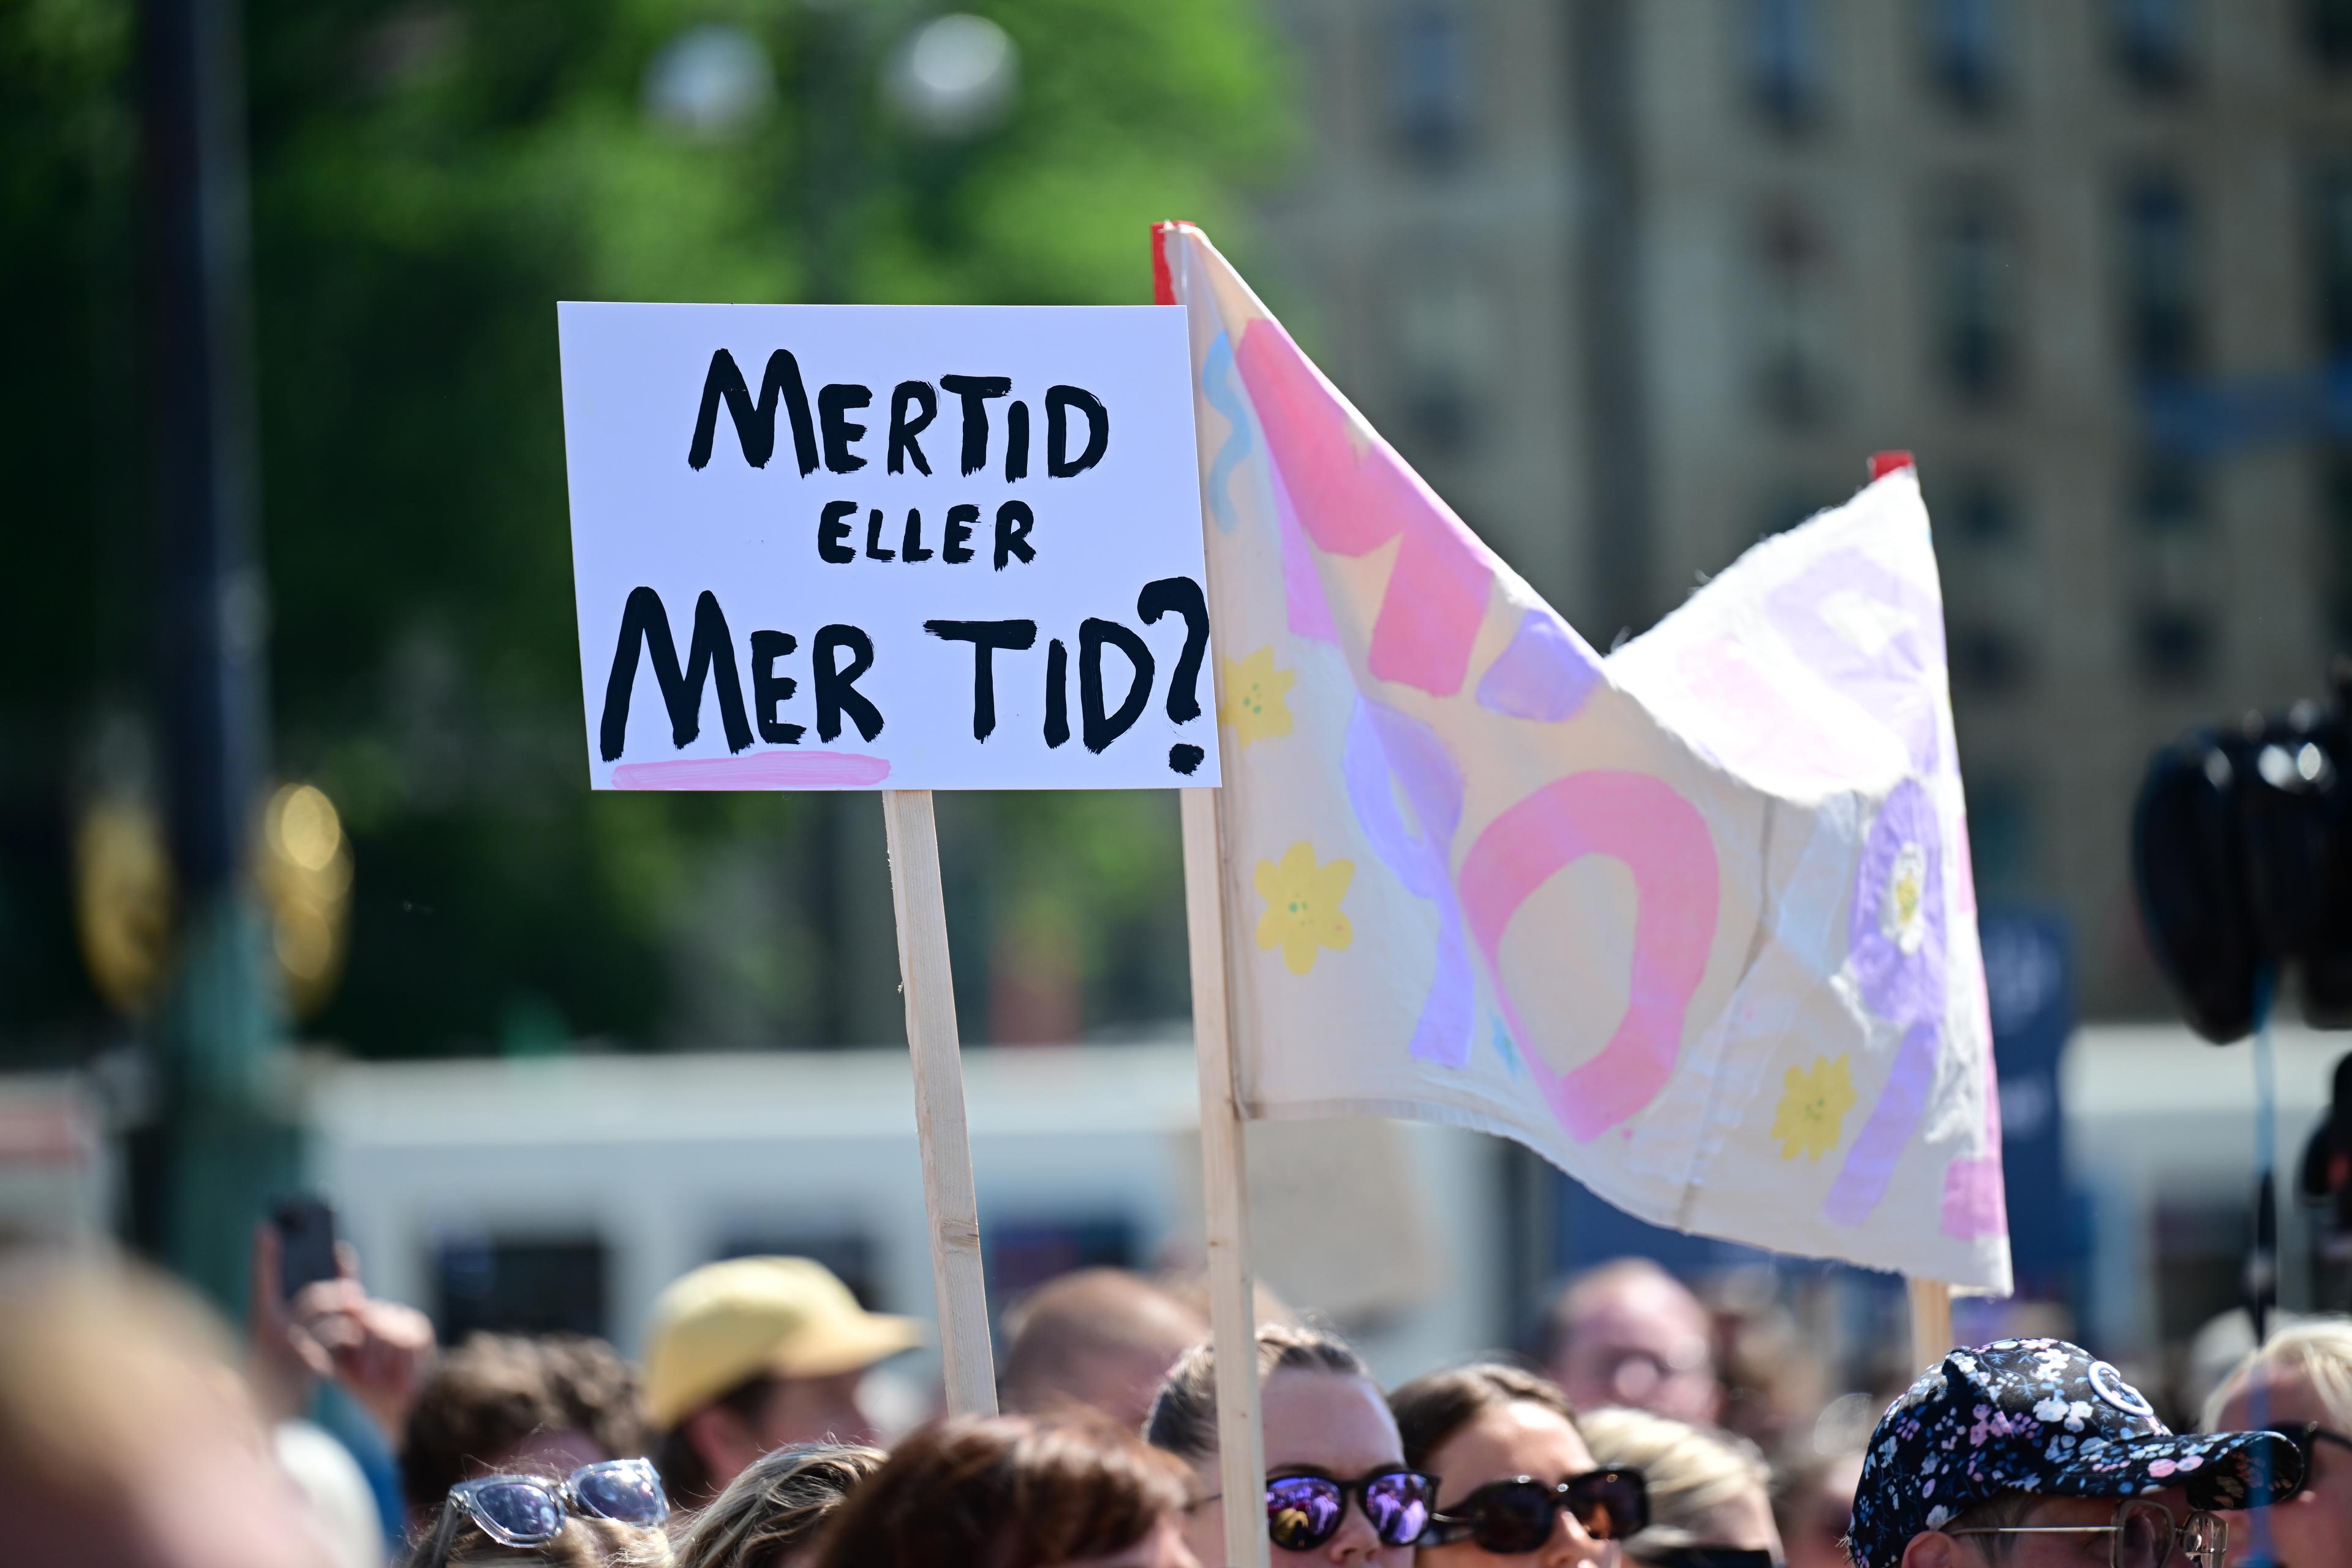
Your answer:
[881,788,997,1417]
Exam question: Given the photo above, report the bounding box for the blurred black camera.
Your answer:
[2132,662,2352,1044]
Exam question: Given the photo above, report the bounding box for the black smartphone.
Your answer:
[271,1196,339,1301]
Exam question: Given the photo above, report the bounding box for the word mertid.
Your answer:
[600,576,1212,775]
[689,348,1109,568]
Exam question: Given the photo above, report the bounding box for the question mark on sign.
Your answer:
[1138,575,1210,775]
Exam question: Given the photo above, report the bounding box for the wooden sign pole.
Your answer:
[1178,786,1272,1568]
[1908,1278,1954,1371]
[882,788,998,1417]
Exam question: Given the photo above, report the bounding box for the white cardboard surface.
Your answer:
[558,303,1218,791]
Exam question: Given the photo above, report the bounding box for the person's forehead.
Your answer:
[1570,1277,1706,1338]
[1261,1368,1402,1473]
[2221,1366,2331,1428]
[1427,1401,1594,1498]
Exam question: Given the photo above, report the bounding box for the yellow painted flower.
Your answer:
[1771,1055,1856,1162]
[1254,842,1354,975]
[1218,646,1297,748]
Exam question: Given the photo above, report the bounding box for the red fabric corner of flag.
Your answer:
[1151,221,1185,306]
[1869,450,1917,480]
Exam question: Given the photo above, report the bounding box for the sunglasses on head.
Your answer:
[1418,1468,1650,1553]
[421,1458,668,1562]
[1259,1468,1440,1552]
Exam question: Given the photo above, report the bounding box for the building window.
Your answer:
[1392,260,1496,459]
[1923,0,2003,112]
[2133,451,2206,532]
[2324,451,2352,646]
[1951,625,2030,695]
[1961,773,2034,899]
[2121,174,2199,380]
[2132,607,2214,687]
[1754,203,1836,424]
[1749,0,1824,132]
[1931,197,2018,404]
[2125,450,2215,689]
[2307,0,2352,70]
[433,1232,609,1340]
[2315,165,2352,359]
[1947,474,2024,545]
[2113,0,2195,92]
[1939,475,2030,697]
[1390,5,1472,165]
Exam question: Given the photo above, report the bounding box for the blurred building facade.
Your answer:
[1258,0,2352,1015]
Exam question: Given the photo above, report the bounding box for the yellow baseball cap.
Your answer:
[641,1257,924,1430]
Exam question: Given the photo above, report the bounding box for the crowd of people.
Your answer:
[10,1235,2352,1568]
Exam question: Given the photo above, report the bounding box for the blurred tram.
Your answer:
[1,1024,2345,1385]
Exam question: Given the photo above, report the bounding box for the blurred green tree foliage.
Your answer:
[1,0,1286,1057]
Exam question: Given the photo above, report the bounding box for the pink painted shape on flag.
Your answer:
[1942,1155,2008,1239]
[612,750,892,790]
[1458,772,1721,1140]
[1237,321,1493,696]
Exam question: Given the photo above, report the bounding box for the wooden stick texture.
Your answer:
[1179,785,1270,1568]
[1908,1278,1954,1372]
[881,788,997,1417]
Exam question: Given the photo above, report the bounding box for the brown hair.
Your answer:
[1389,1362,1578,1473]
[673,1442,884,1568]
[404,1515,674,1568]
[1144,1322,1367,1461]
[404,1335,652,1513]
[809,1412,1189,1568]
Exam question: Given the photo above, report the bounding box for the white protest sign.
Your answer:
[557,304,1218,791]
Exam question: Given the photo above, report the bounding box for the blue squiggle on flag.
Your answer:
[1201,331,1251,533]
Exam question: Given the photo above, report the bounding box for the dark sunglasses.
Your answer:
[422,1458,668,1561]
[1419,1469,1650,1553]
[1261,1468,1439,1552]
[2269,1422,2352,1497]
[1649,1551,1782,1568]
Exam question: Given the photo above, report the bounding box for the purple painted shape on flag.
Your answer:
[1847,780,1948,1029]
[1271,462,1338,644]
[1475,609,1604,723]
[1343,697,1476,1068]
[1823,1021,1941,1226]
[1764,550,1947,772]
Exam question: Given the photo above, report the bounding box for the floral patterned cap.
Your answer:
[1846,1338,2302,1568]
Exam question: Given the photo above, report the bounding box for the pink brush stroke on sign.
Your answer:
[1457,771,1721,1141]
[612,751,892,790]
[1237,321,1493,696]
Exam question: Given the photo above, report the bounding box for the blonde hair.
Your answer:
[2202,1317,2352,1433]
[1576,1407,1770,1555]
[674,1444,884,1568]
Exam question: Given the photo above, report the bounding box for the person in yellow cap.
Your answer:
[643,1258,922,1508]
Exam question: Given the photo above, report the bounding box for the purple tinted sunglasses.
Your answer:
[1262,1468,1439,1551]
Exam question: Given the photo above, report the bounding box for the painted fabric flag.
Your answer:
[1158,223,2010,1292]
